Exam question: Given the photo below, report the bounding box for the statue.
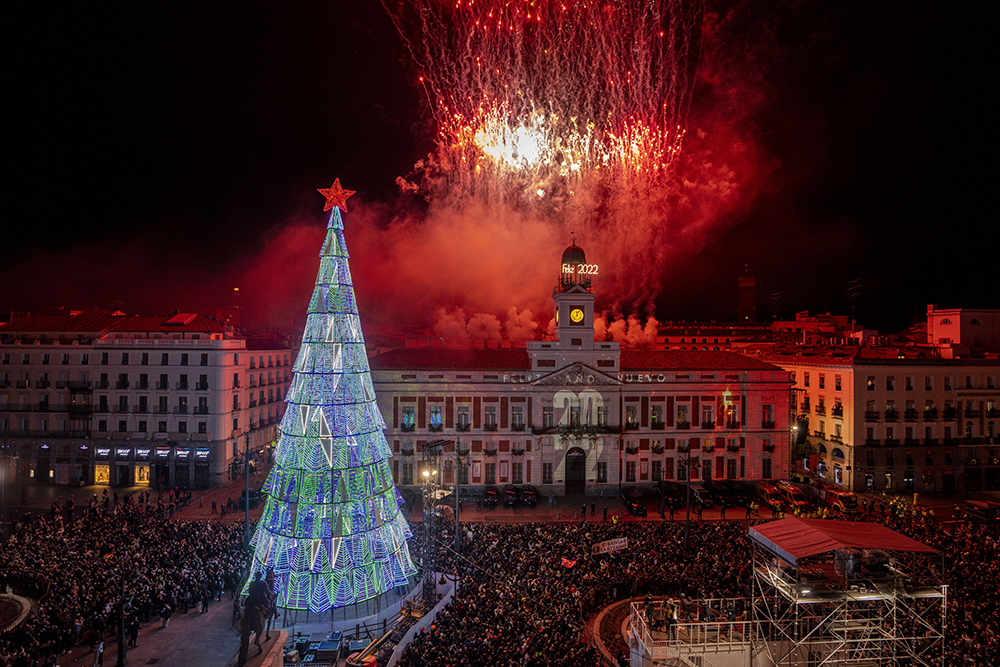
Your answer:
[238,571,271,665]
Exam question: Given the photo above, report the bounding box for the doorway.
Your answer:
[564,448,586,496]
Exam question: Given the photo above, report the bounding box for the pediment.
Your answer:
[533,362,621,387]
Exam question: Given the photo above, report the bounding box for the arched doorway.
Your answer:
[565,448,586,496]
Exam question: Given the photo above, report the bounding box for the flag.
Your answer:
[561,557,577,568]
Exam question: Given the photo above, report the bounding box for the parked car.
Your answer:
[705,480,736,508]
[520,484,538,508]
[657,480,685,510]
[502,484,520,508]
[482,484,500,509]
[756,481,783,511]
[621,486,648,516]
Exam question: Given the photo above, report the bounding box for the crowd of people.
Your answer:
[0,492,248,667]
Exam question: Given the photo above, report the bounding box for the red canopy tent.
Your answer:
[749,517,937,565]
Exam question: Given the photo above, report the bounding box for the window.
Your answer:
[701,404,714,428]
[511,406,524,429]
[543,463,554,485]
[233,418,239,431]
[161,353,169,365]
[818,374,825,389]
[804,373,810,388]
[652,460,662,481]
[457,406,470,428]
[886,376,895,391]
[677,404,689,427]
[835,376,842,391]
[458,462,469,485]
[626,461,637,482]
[597,462,607,483]
[512,462,523,485]
[966,376,974,389]
[233,373,240,389]
[180,353,188,366]
[484,406,497,427]
[543,407,554,428]
[138,420,146,432]
[402,463,414,486]
[200,353,208,366]
[402,406,415,429]
[944,376,952,391]
[158,421,167,433]
[81,353,88,365]
[569,406,581,426]
[651,405,664,427]
[886,451,894,468]
[429,406,442,429]
[199,422,207,434]
[121,353,129,365]
[98,420,107,432]
[762,458,772,480]
[485,462,496,484]
[867,376,875,391]
[944,450,952,465]
[178,421,187,433]
[866,451,875,467]
[597,406,608,427]
[118,420,127,432]
[141,353,148,366]
[101,353,109,365]
[925,376,933,391]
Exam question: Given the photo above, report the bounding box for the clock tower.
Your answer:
[527,241,620,374]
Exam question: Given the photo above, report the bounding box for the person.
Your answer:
[720,504,726,520]
[696,504,703,521]
[93,640,104,667]
[212,498,217,514]
[160,604,172,628]
[582,504,587,521]
[669,504,676,521]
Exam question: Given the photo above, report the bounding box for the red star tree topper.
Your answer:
[317,178,356,212]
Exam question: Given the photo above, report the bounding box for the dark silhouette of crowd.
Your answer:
[0,493,248,667]
[398,504,997,667]
[398,520,751,667]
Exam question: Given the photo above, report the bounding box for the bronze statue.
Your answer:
[237,571,271,666]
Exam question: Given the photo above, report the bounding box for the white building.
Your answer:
[370,243,793,495]
[0,311,291,489]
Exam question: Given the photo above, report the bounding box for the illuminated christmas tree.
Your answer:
[246,179,416,611]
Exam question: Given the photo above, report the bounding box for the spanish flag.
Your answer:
[561,557,577,568]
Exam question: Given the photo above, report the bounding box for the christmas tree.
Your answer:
[246,179,416,611]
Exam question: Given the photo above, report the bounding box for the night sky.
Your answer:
[5,1,995,334]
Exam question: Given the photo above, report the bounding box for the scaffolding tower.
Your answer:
[749,518,946,667]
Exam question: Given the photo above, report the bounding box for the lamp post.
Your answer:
[117,563,128,667]
[244,420,253,548]
[678,442,700,552]
[1,433,9,542]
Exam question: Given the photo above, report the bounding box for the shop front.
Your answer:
[135,447,152,486]
[194,447,211,488]
[94,446,111,484]
[115,447,132,486]
[175,447,191,489]
[155,447,171,488]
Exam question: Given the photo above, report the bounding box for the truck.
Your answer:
[776,481,809,511]
[808,481,858,515]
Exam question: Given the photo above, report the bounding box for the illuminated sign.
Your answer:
[175,447,190,460]
[96,447,111,459]
[195,448,210,460]
[135,448,151,460]
[562,263,598,275]
[115,448,131,458]
[156,447,170,459]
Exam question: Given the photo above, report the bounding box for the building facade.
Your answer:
[0,311,291,489]
[763,350,1000,493]
[370,244,792,495]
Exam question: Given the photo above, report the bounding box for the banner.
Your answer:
[591,537,628,556]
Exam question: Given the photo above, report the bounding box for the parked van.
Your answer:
[808,481,858,515]
[756,481,783,511]
[688,483,714,509]
[776,481,809,511]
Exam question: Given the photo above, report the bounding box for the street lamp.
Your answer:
[677,441,700,552]
[1,433,9,542]
[244,420,254,548]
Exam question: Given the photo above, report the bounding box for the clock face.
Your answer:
[570,308,584,323]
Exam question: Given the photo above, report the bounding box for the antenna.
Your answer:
[847,279,863,328]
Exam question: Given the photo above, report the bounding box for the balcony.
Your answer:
[156,382,170,390]
[943,408,958,420]
[511,448,526,456]
[483,423,498,432]
[762,443,776,453]
[511,423,526,432]
[115,381,130,389]
[400,446,415,457]
[113,405,129,414]
[864,438,880,446]
[0,380,9,388]
[884,438,900,446]
[761,421,775,429]
[831,405,844,417]
[799,403,810,412]
[676,421,691,430]
[36,381,51,389]
[68,404,93,414]
[132,406,148,414]
[248,400,258,408]
[136,381,149,390]
[987,409,1000,418]
[726,443,741,453]
[677,443,690,453]
[456,423,471,432]
[16,381,30,389]
[923,408,938,421]
[965,409,981,418]
[651,420,665,430]
[625,445,640,455]
[865,411,880,421]
[484,448,498,457]
[924,438,938,445]
[155,406,169,414]
[94,406,110,413]
[196,382,209,391]
[884,409,898,421]
[904,409,918,421]
[56,380,69,389]
[814,405,826,415]
[830,434,843,443]
[429,424,444,433]
[194,406,210,415]
[701,443,715,453]
[725,420,741,430]
[176,382,189,390]
[700,421,716,429]
[624,421,640,431]
[174,406,189,414]
[904,438,920,446]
